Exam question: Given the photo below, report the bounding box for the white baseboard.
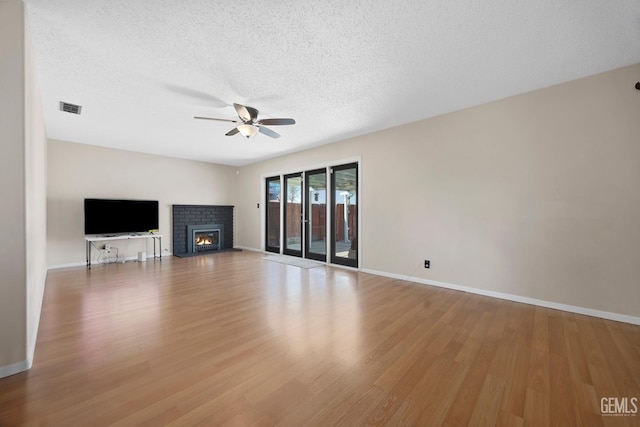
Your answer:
[0,359,30,379]
[48,261,86,269]
[361,268,640,326]
[48,252,173,270]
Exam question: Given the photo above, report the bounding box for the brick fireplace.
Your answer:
[172,205,233,256]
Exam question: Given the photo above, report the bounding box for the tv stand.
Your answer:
[85,233,162,269]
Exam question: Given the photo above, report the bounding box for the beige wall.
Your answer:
[237,63,640,318]
[0,0,27,372]
[0,0,47,376]
[47,140,238,266]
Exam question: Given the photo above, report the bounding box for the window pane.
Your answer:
[266,177,281,251]
[333,165,357,266]
[306,170,326,260]
[284,174,303,255]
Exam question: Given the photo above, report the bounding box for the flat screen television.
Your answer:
[84,199,159,235]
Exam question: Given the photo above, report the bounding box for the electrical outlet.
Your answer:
[424,260,430,269]
[105,244,111,252]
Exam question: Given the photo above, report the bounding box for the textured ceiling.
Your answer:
[24,0,640,166]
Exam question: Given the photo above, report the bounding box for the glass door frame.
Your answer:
[330,162,358,268]
[265,175,281,254]
[282,172,303,257]
[304,168,327,262]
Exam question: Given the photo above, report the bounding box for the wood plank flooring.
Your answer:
[0,251,638,426]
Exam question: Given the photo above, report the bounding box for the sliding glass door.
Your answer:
[331,163,358,267]
[305,169,327,262]
[265,162,358,267]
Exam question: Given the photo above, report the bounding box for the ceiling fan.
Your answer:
[194,103,295,139]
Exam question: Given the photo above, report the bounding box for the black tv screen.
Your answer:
[84,199,159,235]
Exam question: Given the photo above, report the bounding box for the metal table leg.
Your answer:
[87,240,91,269]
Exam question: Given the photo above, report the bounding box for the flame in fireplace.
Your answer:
[196,236,213,245]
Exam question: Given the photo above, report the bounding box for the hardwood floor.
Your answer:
[0,251,638,426]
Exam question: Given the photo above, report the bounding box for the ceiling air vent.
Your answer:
[59,101,82,115]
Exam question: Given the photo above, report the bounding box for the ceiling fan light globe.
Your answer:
[237,124,258,138]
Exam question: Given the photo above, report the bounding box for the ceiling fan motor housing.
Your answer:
[194,103,295,139]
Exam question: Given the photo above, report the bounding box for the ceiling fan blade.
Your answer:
[256,118,296,126]
[194,116,238,123]
[225,127,240,136]
[234,103,259,122]
[258,126,280,138]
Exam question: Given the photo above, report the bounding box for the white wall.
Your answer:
[24,3,48,369]
[47,140,238,267]
[0,0,48,378]
[237,63,640,320]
